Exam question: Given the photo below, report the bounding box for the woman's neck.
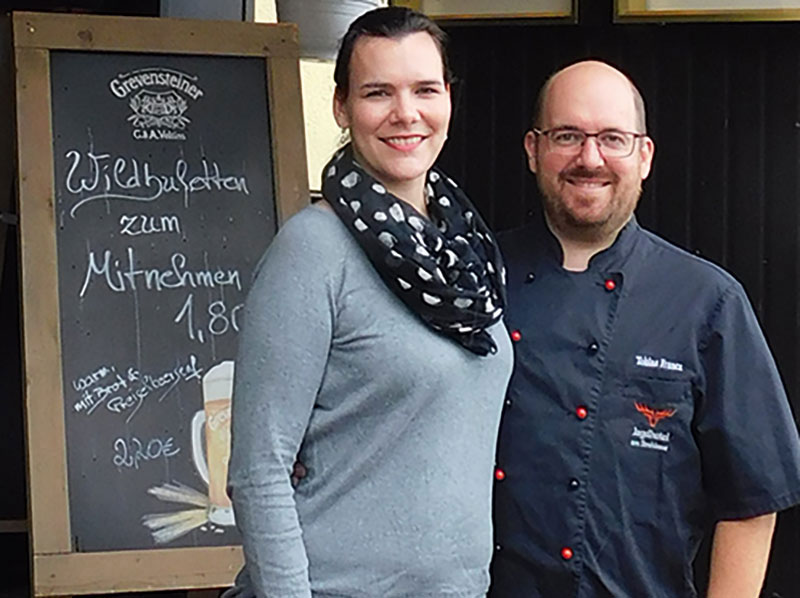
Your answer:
[385,179,428,218]
[348,146,430,218]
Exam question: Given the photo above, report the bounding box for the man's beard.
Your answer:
[538,165,642,244]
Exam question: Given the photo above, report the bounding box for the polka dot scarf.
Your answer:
[322,144,506,356]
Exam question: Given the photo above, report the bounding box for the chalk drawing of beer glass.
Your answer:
[192,360,235,526]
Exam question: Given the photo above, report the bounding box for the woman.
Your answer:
[226,7,512,597]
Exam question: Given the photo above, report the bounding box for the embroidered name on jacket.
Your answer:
[635,354,684,372]
[630,426,671,452]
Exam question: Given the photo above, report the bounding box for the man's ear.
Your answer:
[333,90,350,129]
[523,130,538,174]
[638,136,655,180]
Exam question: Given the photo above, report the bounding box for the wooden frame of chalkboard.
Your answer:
[13,11,307,596]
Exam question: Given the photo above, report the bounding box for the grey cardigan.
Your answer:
[227,205,513,598]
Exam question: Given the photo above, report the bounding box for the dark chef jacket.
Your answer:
[490,214,800,598]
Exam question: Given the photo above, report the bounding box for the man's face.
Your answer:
[524,62,654,243]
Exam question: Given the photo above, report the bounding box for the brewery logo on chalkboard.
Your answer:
[109,67,205,141]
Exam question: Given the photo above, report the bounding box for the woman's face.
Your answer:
[333,32,451,198]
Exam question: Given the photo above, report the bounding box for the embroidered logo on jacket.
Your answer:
[629,402,677,453]
[634,402,676,428]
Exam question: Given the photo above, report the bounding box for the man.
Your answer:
[490,60,800,598]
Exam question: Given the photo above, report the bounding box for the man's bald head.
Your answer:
[532,60,647,134]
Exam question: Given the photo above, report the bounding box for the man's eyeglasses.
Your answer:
[533,127,647,158]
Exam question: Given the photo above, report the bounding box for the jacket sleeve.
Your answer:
[228,210,337,598]
[696,282,800,520]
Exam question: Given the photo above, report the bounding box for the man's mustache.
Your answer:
[559,166,616,181]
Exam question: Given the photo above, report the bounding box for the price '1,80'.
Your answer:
[174,293,244,343]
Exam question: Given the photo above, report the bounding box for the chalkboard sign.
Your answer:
[54,49,270,552]
[13,11,307,595]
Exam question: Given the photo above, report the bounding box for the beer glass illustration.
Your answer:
[191,360,235,526]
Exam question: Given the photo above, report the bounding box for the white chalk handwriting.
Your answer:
[113,435,181,470]
[64,150,250,217]
[79,247,242,298]
[72,364,114,392]
[174,292,244,344]
[72,354,203,422]
[120,213,182,236]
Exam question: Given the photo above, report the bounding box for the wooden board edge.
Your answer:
[34,546,243,596]
[268,56,309,224]
[0,518,28,534]
[614,0,800,21]
[13,11,300,57]
[396,0,576,20]
[14,46,72,555]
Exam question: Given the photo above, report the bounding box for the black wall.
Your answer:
[439,3,800,596]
